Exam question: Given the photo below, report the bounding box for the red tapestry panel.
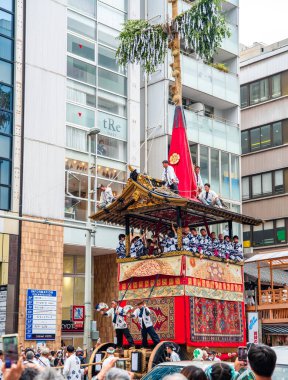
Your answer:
[190,297,244,343]
[126,297,175,341]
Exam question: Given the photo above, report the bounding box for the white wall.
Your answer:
[22,0,66,219]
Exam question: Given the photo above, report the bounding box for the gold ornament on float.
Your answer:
[169,153,180,165]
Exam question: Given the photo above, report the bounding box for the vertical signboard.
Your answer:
[247,312,259,344]
[25,290,57,340]
[0,285,7,336]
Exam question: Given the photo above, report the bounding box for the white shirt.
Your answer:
[38,356,51,367]
[99,187,114,205]
[170,351,180,362]
[63,354,83,380]
[132,307,153,328]
[105,306,127,329]
[195,172,204,189]
[199,189,219,204]
[102,355,115,368]
[0,359,3,380]
[162,166,178,186]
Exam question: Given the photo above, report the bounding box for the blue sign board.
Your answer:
[25,289,57,341]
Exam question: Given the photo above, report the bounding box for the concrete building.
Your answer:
[142,0,241,237]
[240,40,288,254]
[0,0,140,348]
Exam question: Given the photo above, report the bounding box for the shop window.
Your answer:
[67,10,96,40]
[67,34,95,62]
[68,0,96,17]
[76,256,85,273]
[67,56,96,86]
[98,67,127,96]
[74,278,85,304]
[63,277,74,307]
[98,24,119,49]
[98,90,127,117]
[63,256,74,274]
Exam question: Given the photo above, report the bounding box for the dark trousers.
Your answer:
[142,324,160,347]
[115,328,134,348]
[169,183,179,194]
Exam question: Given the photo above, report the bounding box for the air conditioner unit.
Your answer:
[188,102,205,115]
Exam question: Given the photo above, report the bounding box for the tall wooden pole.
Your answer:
[169,0,182,106]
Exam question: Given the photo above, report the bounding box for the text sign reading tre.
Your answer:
[25,290,57,341]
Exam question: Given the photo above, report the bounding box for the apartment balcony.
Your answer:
[180,55,240,106]
[220,23,238,57]
[168,104,241,155]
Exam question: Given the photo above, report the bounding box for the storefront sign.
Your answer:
[98,111,127,140]
[0,285,7,336]
[62,320,84,333]
[72,306,85,322]
[247,312,259,344]
[25,289,57,340]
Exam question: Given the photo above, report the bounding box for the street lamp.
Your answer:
[83,127,100,354]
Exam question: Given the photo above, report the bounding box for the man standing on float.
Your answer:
[162,160,179,194]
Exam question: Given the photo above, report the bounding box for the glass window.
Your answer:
[272,74,281,98]
[210,149,219,194]
[0,186,10,210]
[99,0,128,12]
[273,122,282,146]
[0,36,13,61]
[221,152,230,199]
[63,277,74,307]
[63,256,74,274]
[66,103,95,128]
[74,277,85,304]
[250,128,260,152]
[0,134,11,159]
[260,125,271,149]
[200,145,209,185]
[243,225,251,246]
[0,159,10,186]
[190,144,198,166]
[76,256,85,273]
[231,155,240,200]
[67,79,96,107]
[67,10,96,40]
[0,10,13,38]
[276,219,286,243]
[259,78,269,102]
[96,165,126,182]
[67,0,96,17]
[1,0,13,12]
[96,178,124,201]
[98,24,119,49]
[0,84,13,111]
[242,177,250,200]
[98,68,127,96]
[263,221,274,245]
[67,56,96,85]
[262,172,272,195]
[252,224,263,246]
[98,90,126,117]
[0,110,12,134]
[250,79,269,105]
[98,45,125,75]
[274,170,284,194]
[0,60,12,85]
[97,135,127,161]
[67,34,95,62]
[252,175,261,197]
[66,126,87,151]
[241,131,249,154]
[240,85,248,108]
[97,2,126,30]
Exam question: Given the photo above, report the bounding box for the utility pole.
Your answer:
[83,127,100,355]
[169,0,182,106]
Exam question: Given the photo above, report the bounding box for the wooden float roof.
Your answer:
[91,168,263,231]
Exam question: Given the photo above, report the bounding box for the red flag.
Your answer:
[168,106,197,199]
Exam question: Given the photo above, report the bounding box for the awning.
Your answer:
[245,252,288,266]
[262,324,288,335]
[244,262,288,286]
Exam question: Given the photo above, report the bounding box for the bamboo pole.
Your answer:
[258,262,261,306]
[169,0,182,105]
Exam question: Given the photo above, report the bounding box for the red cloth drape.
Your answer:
[168,106,197,199]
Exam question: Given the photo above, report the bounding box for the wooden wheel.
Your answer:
[88,342,116,380]
[147,341,183,372]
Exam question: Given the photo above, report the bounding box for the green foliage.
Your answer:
[209,62,229,73]
[116,20,168,75]
[116,0,231,75]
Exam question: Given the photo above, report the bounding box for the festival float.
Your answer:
[87,0,262,376]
